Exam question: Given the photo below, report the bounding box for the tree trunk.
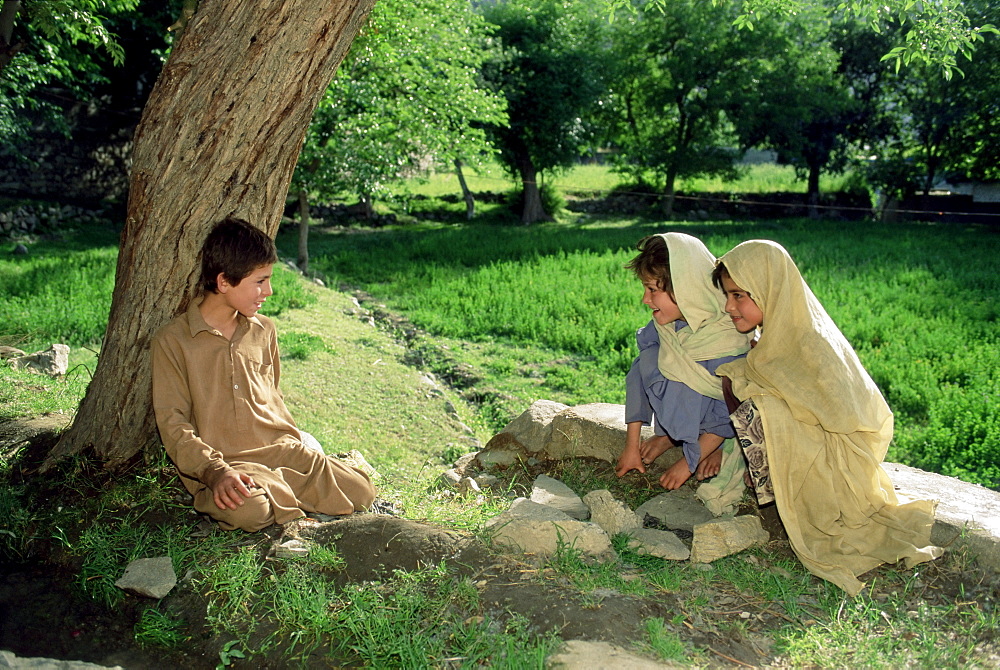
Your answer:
[454,158,475,220]
[0,0,24,75]
[807,163,821,219]
[516,155,548,225]
[297,188,310,274]
[45,0,376,471]
[662,168,678,219]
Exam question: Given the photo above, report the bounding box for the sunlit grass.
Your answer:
[404,161,857,200]
[286,216,999,487]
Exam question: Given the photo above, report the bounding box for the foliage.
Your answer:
[864,0,1000,197]
[134,608,188,649]
[729,11,869,209]
[0,0,149,144]
[481,0,611,222]
[604,0,998,79]
[294,0,506,212]
[605,0,763,211]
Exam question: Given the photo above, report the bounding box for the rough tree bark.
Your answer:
[44,0,376,471]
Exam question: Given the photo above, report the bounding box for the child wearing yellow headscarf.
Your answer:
[713,239,941,595]
[616,233,753,494]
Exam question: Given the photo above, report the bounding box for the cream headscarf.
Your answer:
[716,240,940,595]
[652,233,753,399]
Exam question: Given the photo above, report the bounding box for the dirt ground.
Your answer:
[1,420,999,669]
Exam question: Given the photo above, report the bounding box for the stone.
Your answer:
[689,516,769,563]
[440,469,462,488]
[0,346,25,359]
[453,452,477,471]
[485,498,614,563]
[583,489,641,537]
[635,490,715,532]
[300,431,324,453]
[474,474,500,490]
[336,449,379,480]
[530,474,589,520]
[886,461,1000,573]
[482,399,568,456]
[626,528,691,561]
[276,539,310,558]
[546,639,680,669]
[115,556,176,599]
[9,344,70,377]
[545,403,629,462]
[457,477,482,494]
[475,439,521,469]
[12,244,28,255]
[0,649,124,669]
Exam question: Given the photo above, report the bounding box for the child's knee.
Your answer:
[213,489,275,532]
[335,462,377,510]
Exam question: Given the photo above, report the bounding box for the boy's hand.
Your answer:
[213,470,258,510]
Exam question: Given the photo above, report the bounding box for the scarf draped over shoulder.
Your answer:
[715,240,940,595]
[652,233,753,400]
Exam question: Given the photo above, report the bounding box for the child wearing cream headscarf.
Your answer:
[616,233,753,496]
[713,239,941,596]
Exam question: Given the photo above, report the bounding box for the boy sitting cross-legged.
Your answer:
[152,217,376,531]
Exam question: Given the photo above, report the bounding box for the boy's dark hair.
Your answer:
[711,261,729,291]
[201,217,278,293]
[624,235,672,293]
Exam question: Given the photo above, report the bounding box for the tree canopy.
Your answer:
[606,0,997,79]
[294,0,506,217]
[481,0,612,223]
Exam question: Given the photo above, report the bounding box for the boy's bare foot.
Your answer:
[639,434,673,465]
[658,457,693,490]
[695,447,723,481]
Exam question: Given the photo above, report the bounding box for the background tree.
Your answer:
[0,0,146,146]
[606,0,767,216]
[46,0,377,469]
[293,0,506,236]
[607,0,997,79]
[729,11,861,217]
[481,0,610,224]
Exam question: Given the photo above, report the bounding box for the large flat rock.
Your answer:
[885,462,1000,573]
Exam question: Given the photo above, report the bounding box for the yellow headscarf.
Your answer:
[652,233,753,400]
[716,240,940,595]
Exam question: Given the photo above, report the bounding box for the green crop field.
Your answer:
[280,216,1000,489]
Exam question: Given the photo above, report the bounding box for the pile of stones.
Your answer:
[1,203,109,239]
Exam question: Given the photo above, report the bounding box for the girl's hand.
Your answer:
[616,450,646,477]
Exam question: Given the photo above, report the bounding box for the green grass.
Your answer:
[405,161,857,199]
[1,207,998,667]
[278,216,1000,488]
[134,608,189,650]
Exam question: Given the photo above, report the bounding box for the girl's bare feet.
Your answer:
[639,434,673,465]
[695,447,723,481]
[658,457,693,490]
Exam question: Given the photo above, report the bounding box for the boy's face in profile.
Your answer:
[720,274,763,333]
[218,264,274,318]
[641,275,683,325]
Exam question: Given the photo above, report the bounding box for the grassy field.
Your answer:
[405,161,860,199]
[1,201,999,667]
[277,214,1000,490]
